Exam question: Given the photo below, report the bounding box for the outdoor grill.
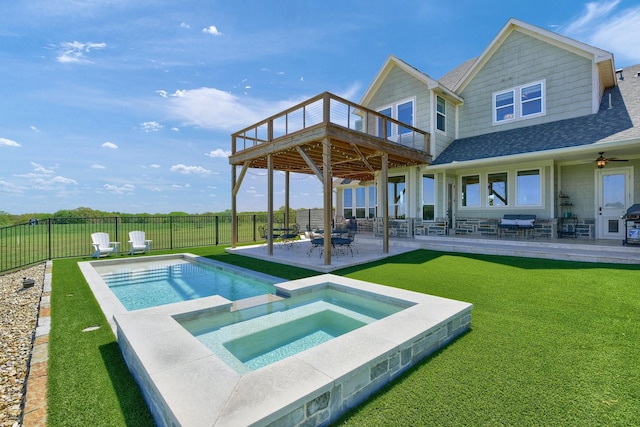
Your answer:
[622,204,640,245]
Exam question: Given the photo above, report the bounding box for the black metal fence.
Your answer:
[0,213,292,273]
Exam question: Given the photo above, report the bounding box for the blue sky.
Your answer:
[2,0,640,215]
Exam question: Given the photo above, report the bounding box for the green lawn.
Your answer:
[48,247,640,426]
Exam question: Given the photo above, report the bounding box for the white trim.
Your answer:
[492,80,546,125]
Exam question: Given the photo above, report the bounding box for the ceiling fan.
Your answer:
[595,152,628,168]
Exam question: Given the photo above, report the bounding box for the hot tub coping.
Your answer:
[114,273,473,426]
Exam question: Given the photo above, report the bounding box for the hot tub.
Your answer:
[115,274,472,427]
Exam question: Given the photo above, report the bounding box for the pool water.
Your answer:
[180,288,409,373]
[93,258,277,310]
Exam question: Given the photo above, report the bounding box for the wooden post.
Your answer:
[323,138,332,265]
[285,171,290,228]
[231,165,237,248]
[382,153,389,253]
[267,154,274,256]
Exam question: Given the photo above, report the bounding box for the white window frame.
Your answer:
[377,97,416,139]
[436,96,446,133]
[460,174,481,208]
[487,171,508,207]
[515,168,543,207]
[493,80,545,125]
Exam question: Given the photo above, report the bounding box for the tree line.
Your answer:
[0,206,300,227]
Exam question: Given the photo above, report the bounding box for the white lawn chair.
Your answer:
[91,232,119,258]
[128,231,152,255]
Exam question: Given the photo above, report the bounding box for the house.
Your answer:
[335,17,640,241]
[229,17,640,265]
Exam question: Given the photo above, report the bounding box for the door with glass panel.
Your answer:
[596,168,632,239]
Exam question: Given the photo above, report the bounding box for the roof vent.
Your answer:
[615,69,624,80]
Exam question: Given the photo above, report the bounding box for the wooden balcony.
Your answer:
[230,92,431,181]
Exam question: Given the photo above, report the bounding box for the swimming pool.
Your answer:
[180,288,409,373]
[78,253,284,334]
[92,257,277,310]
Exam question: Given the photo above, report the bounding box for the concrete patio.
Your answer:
[227,233,640,272]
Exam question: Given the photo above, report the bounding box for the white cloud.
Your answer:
[30,162,53,174]
[30,126,39,132]
[170,164,212,174]
[139,121,164,132]
[102,141,118,149]
[0,179,24,194]
[561,0,640,65]
[104,183,135,194]
[0,137,21,147]
[55,41,107,64]
[156,90,168,98]
[92,164,106,169]
[202,25,223,36]
[150,164,161,168]
[180,22,190,29]
[205,148,231,158]
[51,176,78,185]
[164,87,305,131]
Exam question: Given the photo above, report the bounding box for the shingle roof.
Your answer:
[438,57,477,91]
[432,64,640,165]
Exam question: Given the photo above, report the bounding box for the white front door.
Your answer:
[595,167,632,239]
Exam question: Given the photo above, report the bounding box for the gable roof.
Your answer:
[453,18,616,93]
[359,55,463,107]
[431,64,640,167]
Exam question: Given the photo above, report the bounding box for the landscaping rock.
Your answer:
[0,265,45,427]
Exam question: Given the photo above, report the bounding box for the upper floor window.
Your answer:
[493,80,545,124]
[436,96,446,132]
[377,99,414,138]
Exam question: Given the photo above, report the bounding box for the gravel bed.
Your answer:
[0,264,46,427]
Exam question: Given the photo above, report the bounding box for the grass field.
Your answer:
[48,247,640,426]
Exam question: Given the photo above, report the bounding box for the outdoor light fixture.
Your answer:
[596,155,607,168]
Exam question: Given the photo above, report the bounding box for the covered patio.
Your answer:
[229,92,431,266]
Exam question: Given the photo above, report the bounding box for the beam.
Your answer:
[232,161,250,197]
[296,146,324,181]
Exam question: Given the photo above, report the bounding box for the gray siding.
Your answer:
[367,65,430,134]
[458,30,594,139]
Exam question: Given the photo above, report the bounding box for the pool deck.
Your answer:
[114,274,472,426]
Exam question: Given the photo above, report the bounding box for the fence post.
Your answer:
[115,217,119,245]
[170,216,174,249]
[48,218,52,260]
[253,214,256,241]
[215,216,219,245]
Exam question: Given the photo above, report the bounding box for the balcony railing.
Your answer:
[232,92,430,155]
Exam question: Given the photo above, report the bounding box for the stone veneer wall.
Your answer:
[267,309,472,427]
[454,217,595,239]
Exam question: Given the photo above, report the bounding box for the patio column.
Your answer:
[382,153,389,253]
[267,154,274,255]
[285,171,290,228]
[323,138,332,265]
[231,164,237,248]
